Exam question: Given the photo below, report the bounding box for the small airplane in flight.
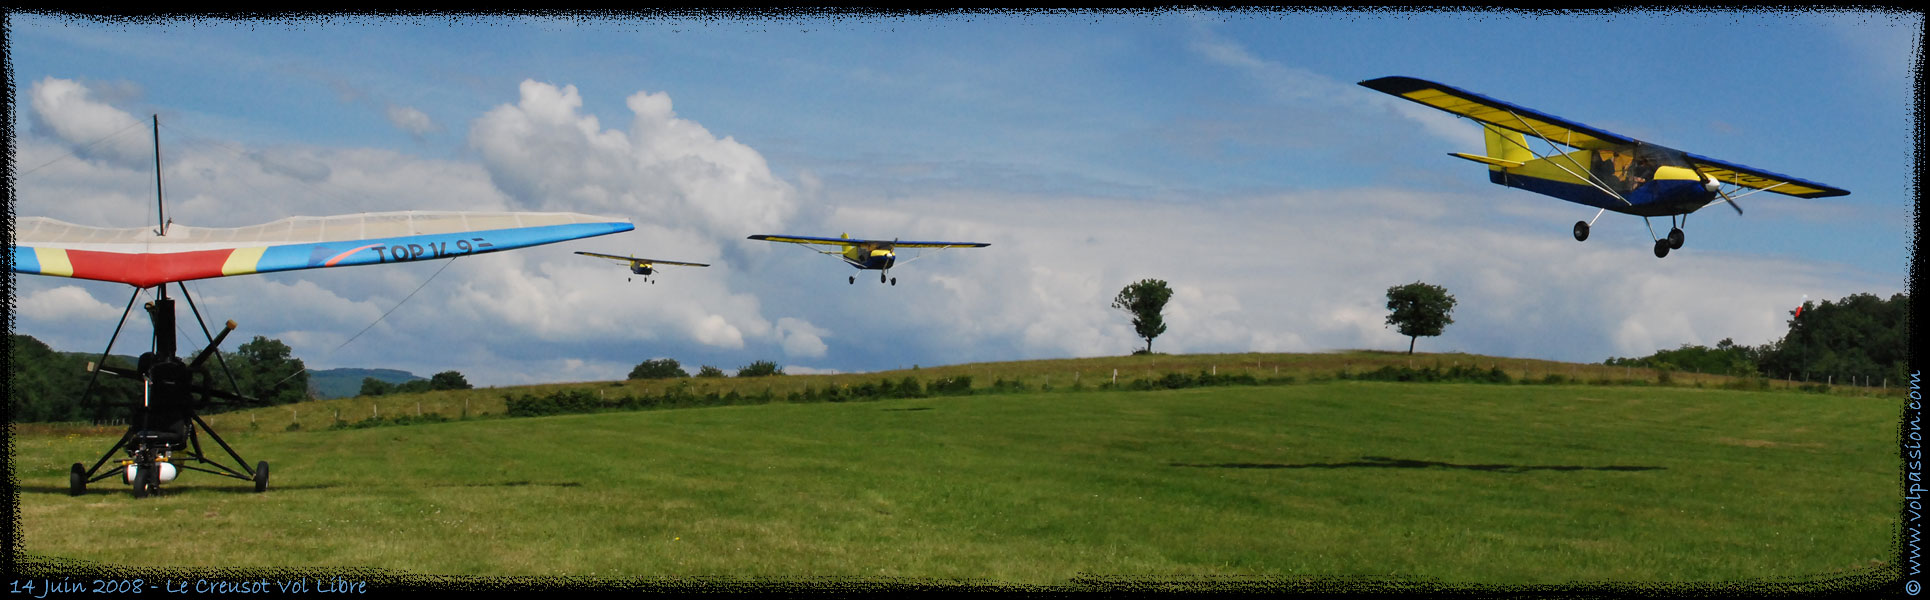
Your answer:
[747,233,989,285]
[574,251,710,283]
[12,116,633,498]
[1358,76,1849,258]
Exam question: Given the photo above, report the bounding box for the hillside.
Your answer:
[308,368,424,399]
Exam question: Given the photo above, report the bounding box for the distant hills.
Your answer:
[308,368,424,399]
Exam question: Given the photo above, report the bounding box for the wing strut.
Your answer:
[1495,113,1632,207]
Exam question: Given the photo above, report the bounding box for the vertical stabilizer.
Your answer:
[1483,125,1532,164]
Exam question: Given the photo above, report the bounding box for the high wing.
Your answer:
[1678,152,1849,199]
[747,234,989,249]
[888,240,992,249]
[14,211,634,288]
[574,251,710,268]
[746,234,860,247]
[1359,76,1849,199]
[1360,76,1636,150]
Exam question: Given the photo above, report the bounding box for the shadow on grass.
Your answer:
[1169,455,1665,473]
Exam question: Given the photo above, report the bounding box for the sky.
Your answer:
[6,9,1920,387]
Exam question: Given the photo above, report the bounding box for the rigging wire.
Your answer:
[267,255,462,389]
[17,120,148,178]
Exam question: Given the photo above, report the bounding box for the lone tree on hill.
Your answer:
[628,358,689,380]
[430,370,473,390]
[1112,279,1174,354]
[737,360,784,377]
[1385,281,1457,355]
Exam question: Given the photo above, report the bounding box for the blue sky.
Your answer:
[8,10,1917,385]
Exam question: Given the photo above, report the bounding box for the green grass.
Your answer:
[12,377,1895,587]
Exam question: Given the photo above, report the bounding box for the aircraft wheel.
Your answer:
[1653,239,1671,258]
[254,461,270,493]
[849,276,855,285]
[1668,228,1684,249]
[132,465,155,499]
[1573,221,1589,242]
[881,273,888,284]
[69,463,86,496]
[890,277,897,286]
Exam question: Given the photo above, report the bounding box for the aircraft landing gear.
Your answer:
[131,463,157,499]
[1653,239,1671,258]
[1573,221,1590,242]
[890,277,897,286]
[1667,227,1684,250]
[255,461,270,493]
[69,463,86,496]
[881,273,888,284]
[849,276,855,285]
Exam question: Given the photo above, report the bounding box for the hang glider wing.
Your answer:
[1361,76,1638,151]
[574,251,710,268]
[747,234,989,249]
[13,211,634,288]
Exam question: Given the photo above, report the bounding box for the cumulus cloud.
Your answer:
[14,285,123,322]
[468,80,799,240]
[385,104,440,138]
[27,76,152,168]
[11,78,825,387]
[776,317,831,358]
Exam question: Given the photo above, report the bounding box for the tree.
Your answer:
[1755,292,1909,383]
[226,336,310,405]
[628,358,689,380]
[1385,281,1457,355]
[695,365,727,378]
[430,370,473,390]
[737,360,784,377]
[1112,279,1174,354]
[358,377,395,397]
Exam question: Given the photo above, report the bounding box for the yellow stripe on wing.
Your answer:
[35,247,74,277]
[222,246,269,276]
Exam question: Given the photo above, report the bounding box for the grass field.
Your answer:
[9,367,1898,589]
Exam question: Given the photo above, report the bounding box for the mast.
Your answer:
[153,114,166,237]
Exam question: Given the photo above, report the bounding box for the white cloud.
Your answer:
[467,80,798,239]
[776,317,830,358]
[27,76,152,168]
[385,104,439,137]
[13,285,121,322]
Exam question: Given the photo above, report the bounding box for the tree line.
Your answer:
[8,334,313,423]
[1605,292,1909,384]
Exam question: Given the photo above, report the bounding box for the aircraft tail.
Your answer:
[1449,125,1533,169]
[1482,125,1532,164]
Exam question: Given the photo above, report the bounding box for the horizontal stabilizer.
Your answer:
[1448,152,1525,168]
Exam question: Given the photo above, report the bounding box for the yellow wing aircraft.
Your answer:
[574,251,710,283]
[747,233,989,285]
[1359,76,1849,258]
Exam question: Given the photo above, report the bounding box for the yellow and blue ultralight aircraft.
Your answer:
[1359,76,1849,258]
[747,233,989,285]
[574,251,710,283]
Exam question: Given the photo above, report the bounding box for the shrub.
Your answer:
[737,360,784,377]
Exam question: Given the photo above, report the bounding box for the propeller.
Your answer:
[1689,163,1742,215]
